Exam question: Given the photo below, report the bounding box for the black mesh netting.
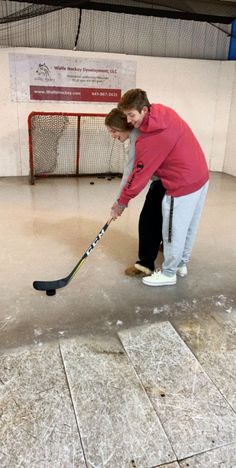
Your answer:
[1,1,236,22]
[0,1,234,59]
[29,113,126,183]
[0,0,232,60]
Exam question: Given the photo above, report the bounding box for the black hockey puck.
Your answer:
[90,181,94,185]
[107,177,112,181]
[46,289,56,296]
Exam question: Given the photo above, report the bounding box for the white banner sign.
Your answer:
[9,53,136,103]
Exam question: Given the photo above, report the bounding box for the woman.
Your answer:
[105,108,165,276]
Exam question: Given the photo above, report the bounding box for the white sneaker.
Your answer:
[142,270,176,287]
[176,264,188,277]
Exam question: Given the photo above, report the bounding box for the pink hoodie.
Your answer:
[118,104,209,206]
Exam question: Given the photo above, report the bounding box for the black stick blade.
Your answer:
[33,278,68,291]
[33,218,112,293]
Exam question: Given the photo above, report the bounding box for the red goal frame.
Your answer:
[28,111,116,185]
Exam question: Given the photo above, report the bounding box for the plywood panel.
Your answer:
[119,321,236,459]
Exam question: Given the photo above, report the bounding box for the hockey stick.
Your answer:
[33,218,113,295]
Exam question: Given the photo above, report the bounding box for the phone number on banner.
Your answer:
[30,86,121,102]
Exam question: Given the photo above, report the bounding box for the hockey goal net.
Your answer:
[28,112,126,184]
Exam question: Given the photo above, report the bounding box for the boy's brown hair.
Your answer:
[105,108,133,131]
[118,88,151,112]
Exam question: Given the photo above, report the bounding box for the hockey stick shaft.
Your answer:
[33,218,113,292]
[68,218,112,281]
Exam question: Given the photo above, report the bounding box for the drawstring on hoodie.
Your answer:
[168,197,174,242]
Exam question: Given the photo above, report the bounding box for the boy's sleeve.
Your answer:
[118,134,164,206]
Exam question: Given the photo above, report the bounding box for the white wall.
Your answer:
[0,47,235,177]
[223,62,236,177]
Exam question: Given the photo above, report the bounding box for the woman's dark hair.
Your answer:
[105,108,133,131]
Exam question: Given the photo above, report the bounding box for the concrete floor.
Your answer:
[1,172,236,467]
[0,171,235,348]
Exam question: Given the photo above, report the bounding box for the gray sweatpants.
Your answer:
[161,181,209,276]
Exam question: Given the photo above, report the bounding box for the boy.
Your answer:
[111,89,209,287]
[105,108,165,276]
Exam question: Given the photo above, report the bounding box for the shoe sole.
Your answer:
[176,272,187,277]
[125,271,146,277]
[142,280,176,287]
[125,269,152,277]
